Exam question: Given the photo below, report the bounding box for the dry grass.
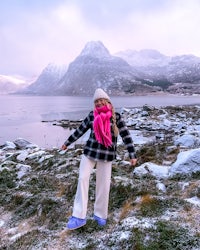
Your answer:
[56,183,67,197]
[119,200,134,221]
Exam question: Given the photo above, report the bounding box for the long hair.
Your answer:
[106,100,119,137]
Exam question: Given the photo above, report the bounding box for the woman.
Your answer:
[62,88,137,230]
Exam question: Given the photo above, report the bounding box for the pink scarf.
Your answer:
[93,104,112,148]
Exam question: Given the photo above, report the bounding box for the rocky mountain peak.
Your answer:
[79,40,110,58]
[115,49,169,67]
[139,49,166,59]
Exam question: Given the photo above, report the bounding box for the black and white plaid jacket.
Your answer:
[64,111,136,162]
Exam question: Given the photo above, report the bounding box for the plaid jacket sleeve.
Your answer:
[64,112,92,147]
[116,113,136,159]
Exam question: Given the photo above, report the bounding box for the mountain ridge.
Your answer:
[3,41,200,95]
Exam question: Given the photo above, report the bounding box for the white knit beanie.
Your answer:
[93,88,110,102]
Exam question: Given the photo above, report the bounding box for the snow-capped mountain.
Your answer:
[116,49,200,82]
[24,41,158,96]
[115,49,170,68]
[79,40,111,58]
[166,55,200,83]
[115,49,200,94]
[19,63,68,95]
[20,41,200,96]
[56,41,157,95]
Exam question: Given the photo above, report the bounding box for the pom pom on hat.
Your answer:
[93,88,110,102]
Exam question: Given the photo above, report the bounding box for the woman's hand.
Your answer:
[61,144,67,150]
[130,158,137,166]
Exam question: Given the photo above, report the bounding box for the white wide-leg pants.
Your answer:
[72,155,112,219]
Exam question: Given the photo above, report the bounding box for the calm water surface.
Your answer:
[0,94,200,148]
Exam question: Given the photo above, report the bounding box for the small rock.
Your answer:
[16,164,31,179]
[26,150,46,160]
[3,141,16,150]
[14,138,37,149]
[16,151,29,162]
[156,181,167,193]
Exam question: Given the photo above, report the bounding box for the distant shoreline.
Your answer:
[1,92,200,98]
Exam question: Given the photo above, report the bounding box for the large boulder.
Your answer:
[174,134,199,148]
[169,148,200,176]
[133,162,169,179]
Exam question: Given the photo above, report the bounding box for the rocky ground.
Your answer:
[0,105,200,250]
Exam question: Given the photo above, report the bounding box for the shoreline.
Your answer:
[1,104,200,149]
[1,94,200,147]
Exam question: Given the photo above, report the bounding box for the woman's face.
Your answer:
[94,98,107,107]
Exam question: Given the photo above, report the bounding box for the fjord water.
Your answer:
[1,94,200,148]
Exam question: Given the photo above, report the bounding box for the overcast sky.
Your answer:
[1,0,200,78]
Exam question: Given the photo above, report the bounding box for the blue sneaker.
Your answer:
[94,215,107,226]
[67,216,86,230]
